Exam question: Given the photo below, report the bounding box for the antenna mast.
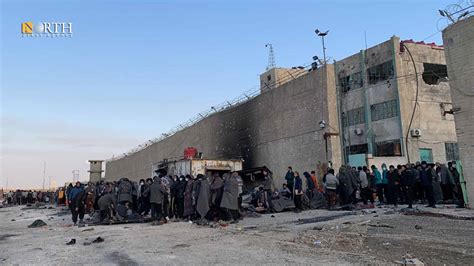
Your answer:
[265,43,276,70]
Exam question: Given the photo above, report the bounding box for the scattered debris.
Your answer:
[382,242,391,246]
[415,225,423,230]
[0,234,18,241]
[402,209,474,220]
[384,210,397,215]
[83,242,91,246]
[66,239,76,245]
[172,243,191,248]
[368,223,395,229]
[28,219,47,228]
[11,219,15,221]
[82,228,95,232]
[313,240,322,246]
[312,226,323,231]
[296,212,355,225]
[395,258,424,265]
[92,237,104,243]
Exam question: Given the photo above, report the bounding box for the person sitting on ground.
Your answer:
[278,184,291,198]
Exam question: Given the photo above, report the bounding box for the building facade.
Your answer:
[442,16,474,206]
[104,36,458,187]
[335,36,457,167]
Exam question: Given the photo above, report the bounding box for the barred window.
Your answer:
[343,107,366,127]
[374,139,402,156]
[371,99,399,121]
[445,142,459,161]
[339,72,363,93]
[368,60,394,84]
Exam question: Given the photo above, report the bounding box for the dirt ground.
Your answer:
[1,204,473,265]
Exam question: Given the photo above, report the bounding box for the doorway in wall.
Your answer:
[419,148,433,163]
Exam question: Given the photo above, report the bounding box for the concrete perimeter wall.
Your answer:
[443,16,474,206]
[105,65,340,187]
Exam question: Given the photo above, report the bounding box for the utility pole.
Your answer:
[315,29,329,65]
[42,162,46,190]
[265,43,276,70]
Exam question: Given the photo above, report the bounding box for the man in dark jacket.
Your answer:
[117,178,133,204]
[284,167,295,199]
[144,176,167,224]
[68,181,86,225]
[401,164,416,208]
[420,161,435,208]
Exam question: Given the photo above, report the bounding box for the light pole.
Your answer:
[315,29,329,65]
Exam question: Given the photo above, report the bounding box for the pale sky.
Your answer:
[1,0,448,189]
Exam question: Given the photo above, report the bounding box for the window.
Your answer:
[445,142,459,161]
[422,63,448,85]
[374,139,402,156]
[345,143,368,155]
[367,60,394,84]
[339,72,363,92]
[419,148,433,163]
[371,99,399,121]
[342,107,366,127]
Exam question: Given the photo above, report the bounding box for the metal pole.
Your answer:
[322,36,327,65]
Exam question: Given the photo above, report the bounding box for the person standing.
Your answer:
[358,166,370,205]
[437,163,455,202]
[68,181,86,225]
[372,165,384,204]
[195,174,211,220]
[210,173,224,220]
[386,165,399,206]
[293,171,303,212]
[284,166,295,199]
[220,172,240,223]
[420,161,436,208]
[145,176,167,224]
[448,161,464,208]
[183,175,195,220]
[174,175,187,219]
[303,172,315,199]
[262,169,274,211]
[401,164,416,208]
[117,178,133,205]
[324,169,339,210]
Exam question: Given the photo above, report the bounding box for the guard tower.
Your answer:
[88,160,104,183]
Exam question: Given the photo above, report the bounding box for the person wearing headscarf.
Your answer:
[293,171,304,212]
[183,175,195,220]
[174,175,187,219]
[195,174,211,220]
[210,173,224,220]
[220,172,240,223]
[303,172,315,199]
[337,166,350,205]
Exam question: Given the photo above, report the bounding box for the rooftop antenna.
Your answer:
[265,43,276,70]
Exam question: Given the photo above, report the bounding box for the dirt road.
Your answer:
[1,205,473,264]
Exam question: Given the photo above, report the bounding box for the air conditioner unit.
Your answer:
[354,128,364,135]
[411,128,422,137]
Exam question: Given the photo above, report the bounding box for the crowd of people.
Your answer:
[321,160,464,209]
[3,190,55,205]
[62,170,243,226]
[2,160,465,227]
